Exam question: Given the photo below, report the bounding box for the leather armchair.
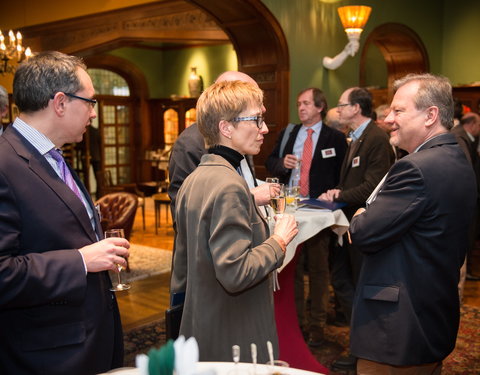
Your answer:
[95,192,138,240]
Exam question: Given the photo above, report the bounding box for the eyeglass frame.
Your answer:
[230,115,264,129]
[337,103,352,108]
[51,92,97,107]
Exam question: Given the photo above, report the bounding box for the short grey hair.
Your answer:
[393,73,454,130]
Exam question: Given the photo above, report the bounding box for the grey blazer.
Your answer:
[171,153,284,363]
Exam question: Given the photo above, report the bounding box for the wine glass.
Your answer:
[105,228,131,292]
[269,183,286,216]
[265,178,279,221]
[285,186,299,212]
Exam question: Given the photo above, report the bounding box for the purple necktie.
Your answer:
[48,148,83,201]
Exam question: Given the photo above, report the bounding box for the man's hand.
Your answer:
[251,183,274,206]
[283,154,299,169]
[319,189,341,202]
[79,237,130,273]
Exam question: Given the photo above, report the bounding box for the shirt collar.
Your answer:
[302,120,323,134]
[349,119,370,142]
[12,118,55,156]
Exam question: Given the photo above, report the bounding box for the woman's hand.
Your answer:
[273,213,298,246]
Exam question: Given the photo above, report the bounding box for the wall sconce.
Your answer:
[322,5,372,70]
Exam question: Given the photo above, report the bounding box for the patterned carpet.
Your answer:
[123,304,480,374]
[110,243,172,283]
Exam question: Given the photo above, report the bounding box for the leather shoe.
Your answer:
[332,354,357,370]
[466,273,480,281]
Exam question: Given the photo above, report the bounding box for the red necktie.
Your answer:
[300,128,314,197]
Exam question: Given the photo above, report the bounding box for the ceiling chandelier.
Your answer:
[0,29,33,75]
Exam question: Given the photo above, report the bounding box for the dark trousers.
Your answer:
[330,234,364,324]
[294,229,331,337]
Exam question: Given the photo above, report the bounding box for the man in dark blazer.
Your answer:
[0,51,129,375]
[266,88,348,346]
[451,112,480,285]
[349,74,476,373]
[320,87,394,370]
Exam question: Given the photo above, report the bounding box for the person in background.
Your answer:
[375,103,408,160]
[451,112,480,285]
[325,106,349,138]
[349,73,476,375]
[171,80,298,362]
[265,87,347,346]
[0,51,129,375]
[320,87,394,371]
[0,85,9,135]
[374,103,391,134]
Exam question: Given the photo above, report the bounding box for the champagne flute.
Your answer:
[269,183,286,216]
[105,228,131,291]
[265,178,279,221]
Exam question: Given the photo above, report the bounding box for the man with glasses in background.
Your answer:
[320,87,394,371]
[265,87,348,347]
[0,51,129,375]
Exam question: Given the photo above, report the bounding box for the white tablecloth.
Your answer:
[273,207,349,272]
[100,361,326,375]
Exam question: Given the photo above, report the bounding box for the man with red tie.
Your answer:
[265,87,347,346]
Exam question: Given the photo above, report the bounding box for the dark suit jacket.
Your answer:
[349,133,477,366]
[0,126,123,375]
[336,121,394,219]
[265,123,348,197]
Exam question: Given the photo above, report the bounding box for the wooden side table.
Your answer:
[152,192,171,234]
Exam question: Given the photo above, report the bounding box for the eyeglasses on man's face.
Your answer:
[51,92,97,108]
[231,115,264,129]
[64,92,97,108]
[337,103,351,108]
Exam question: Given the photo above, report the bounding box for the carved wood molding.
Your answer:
[21,1,228,54]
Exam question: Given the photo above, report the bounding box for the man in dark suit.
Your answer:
[349,74,476,374]
[452,112,480,285]
[320,87,394,370]
[266,88,348,346]
[0,51,129,375]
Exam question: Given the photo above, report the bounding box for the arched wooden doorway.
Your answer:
[360,23,429,106]
[21,0,289,178]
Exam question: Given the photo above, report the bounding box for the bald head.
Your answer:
[215,71,258,87]
[461,112,480,137]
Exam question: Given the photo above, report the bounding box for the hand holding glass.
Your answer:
[105,229,131,291]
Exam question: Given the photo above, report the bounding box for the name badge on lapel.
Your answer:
[352,156,360,168]
[321,148,336,158]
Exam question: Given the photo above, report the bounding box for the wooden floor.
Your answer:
[117,197,480,331]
